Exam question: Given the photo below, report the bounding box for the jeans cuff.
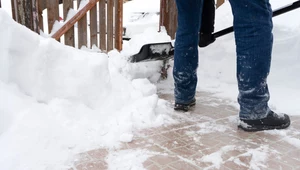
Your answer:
[175,97,195,105]
[239,108,270,120]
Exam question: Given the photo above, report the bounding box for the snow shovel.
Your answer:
[129,0,300,63]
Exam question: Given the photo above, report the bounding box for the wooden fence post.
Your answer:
[38,0,46,32]
[217,0,225,8]
[11,0,16,20]
[90,4,98,48]
[77,0,88,48]
[63,0,75,47]
[107,0,114,51]
[99,0,107,51]
[13,0,40,34]
[47,0,59,34]
[115,0,123,51]
[160,0,225,39]
[159,0,177,39]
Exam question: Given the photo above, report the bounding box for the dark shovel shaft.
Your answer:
[213,0,300,39]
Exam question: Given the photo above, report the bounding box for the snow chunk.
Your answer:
[106,149,151,170]
[132,78,157,97]
[119,133,134,143]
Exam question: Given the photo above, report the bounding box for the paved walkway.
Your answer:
[72,92,300,170]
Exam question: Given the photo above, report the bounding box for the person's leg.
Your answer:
[229,0,290,131]
[173,0,203,109]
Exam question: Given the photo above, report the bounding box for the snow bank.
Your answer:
[0,9,172,170]
[0,10,110,108]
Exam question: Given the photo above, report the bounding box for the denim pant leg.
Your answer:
[229,0,273,120]
[174,0,203,104]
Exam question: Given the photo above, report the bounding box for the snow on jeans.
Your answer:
[173,0,273,120]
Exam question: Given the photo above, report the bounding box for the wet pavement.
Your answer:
[72,92,300,170]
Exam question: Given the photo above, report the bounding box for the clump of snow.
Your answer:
[265,130,300,148]
[106,149,152,170]
[201,145,271,170]
[201,145,235,169]
[119,133,134,143]
[237,146,270,170]
[195,121,229,134]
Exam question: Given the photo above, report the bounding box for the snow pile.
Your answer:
[0,15,110,107]
[0,9,172,170]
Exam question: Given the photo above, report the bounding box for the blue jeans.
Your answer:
[174,0,273,120]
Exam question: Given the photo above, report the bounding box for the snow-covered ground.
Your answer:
[0,0,300,169]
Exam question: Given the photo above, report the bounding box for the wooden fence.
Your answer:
[160,0,225,39]
[11,0,123,51]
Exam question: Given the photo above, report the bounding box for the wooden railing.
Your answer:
[11,0,123,51]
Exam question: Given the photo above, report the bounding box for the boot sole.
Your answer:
[238,121,291,132]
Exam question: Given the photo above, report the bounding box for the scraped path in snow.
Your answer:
[74,92,300,170]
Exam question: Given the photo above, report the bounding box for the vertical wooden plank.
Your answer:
[159,0,164,32]
[159,0,177,39]
[63,0,75,47]
[47,0,59,34]
[107,0,114,51]
[217,0,225,8]
[15,0,31,27]
[77,0,87,48]
[114,0,122,51]
[14,0,39,33]
[11,0,17,21]
[38,0,46,31]
[164,0,170,37]
[32,0,39,34]
[168,0,177,39]
[90,2,98,47]
[99,0,106,51]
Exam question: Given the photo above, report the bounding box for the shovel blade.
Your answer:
[130,42,174,62]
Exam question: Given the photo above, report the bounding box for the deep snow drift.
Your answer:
[0,9,173,170]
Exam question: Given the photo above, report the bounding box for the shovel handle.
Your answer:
[213,0,300,39]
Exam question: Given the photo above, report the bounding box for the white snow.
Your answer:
[106,149,152,170]
[238,146,270,170]
[0,8,171,170]
[201,145,235,169]
[1,0,300,169]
